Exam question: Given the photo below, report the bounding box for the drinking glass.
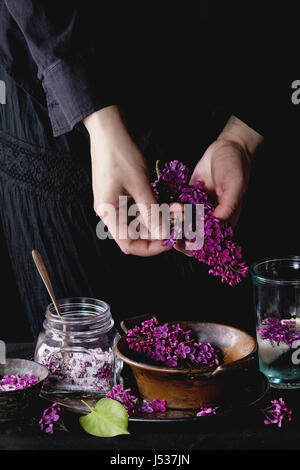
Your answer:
[251,257,300,388]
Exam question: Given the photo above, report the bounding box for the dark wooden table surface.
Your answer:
[1,343,300,451]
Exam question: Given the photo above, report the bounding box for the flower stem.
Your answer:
[81,400,95,413]
[155,160,160,179]
[58,419,69,432]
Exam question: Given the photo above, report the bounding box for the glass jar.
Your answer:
[251,257,300,388]
[34,297,122,396]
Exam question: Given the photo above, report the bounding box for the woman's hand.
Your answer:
[175,116,263,255]
[190,138,250,228]
[83,106,170,256]
[190,116,263,226]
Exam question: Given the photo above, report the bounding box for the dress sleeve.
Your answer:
[4,0,113,136]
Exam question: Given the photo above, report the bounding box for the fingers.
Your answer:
[188,156,212,191]
[189,168,207,188]
[214,202,242,228]
[169,202,184,223]
[102,209,172,257]
[118,238,172,257]
[97,189,172,256]
[131,180,167,239]
[169,202,195,257]
[115,207,172,255]
[173,239,194,257]
[213,178,243,223]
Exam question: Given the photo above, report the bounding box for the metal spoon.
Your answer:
[32,249,68,355]
[32,249,62,318]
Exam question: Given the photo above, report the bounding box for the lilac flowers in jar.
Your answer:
[34,298,122,396]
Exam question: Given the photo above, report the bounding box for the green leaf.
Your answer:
[79,398,130,437]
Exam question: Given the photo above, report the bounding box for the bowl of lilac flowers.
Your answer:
[0,358,49,421]
[116,314,257,409]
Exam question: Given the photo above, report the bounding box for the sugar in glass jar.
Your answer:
[34,297,122,395]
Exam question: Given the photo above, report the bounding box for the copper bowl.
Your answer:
[116,315,257,409]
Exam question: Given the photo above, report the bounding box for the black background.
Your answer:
[1,1,300,342]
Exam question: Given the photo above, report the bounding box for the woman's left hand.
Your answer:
[174,116,263,255]
[189,137,251,228]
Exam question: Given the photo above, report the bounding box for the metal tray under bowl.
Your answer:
[40,369,269,423]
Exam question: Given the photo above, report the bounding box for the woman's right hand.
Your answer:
[83,106,170,256]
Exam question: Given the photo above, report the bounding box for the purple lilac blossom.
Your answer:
[262,397,292,428]
[39,402,64,434]
[96,363,113,380]
[126,317,222,369]
[106,385,138,416]
[105,385,167,416]
[152,160,248,286]
[37,345,114,393]
[139,399,167,413]
[257,317,300,347]
[196,404,217,417]
[0,374,38,392]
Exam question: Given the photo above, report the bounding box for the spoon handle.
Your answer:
[32,249,62,317]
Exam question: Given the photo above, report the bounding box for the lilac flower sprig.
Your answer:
[196,404,217,417]
[139,399,167,414]
[257,317,300,347]
[106,385,138,416]
[0,374,38,392]
[39,402,67,434]
[105,385,166,417]
[152,160,248,286]
[126,317,222,369]
[262,398,292,428]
